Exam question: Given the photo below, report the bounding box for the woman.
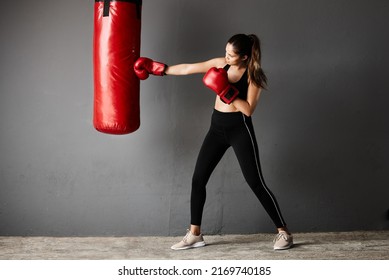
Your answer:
[134,34,293,250]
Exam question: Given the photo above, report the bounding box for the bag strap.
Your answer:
[98,0,142,18]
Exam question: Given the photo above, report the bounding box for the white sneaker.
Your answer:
[273,231,293,250]
[171,230,206,250]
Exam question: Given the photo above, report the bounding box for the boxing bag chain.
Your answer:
[93,0,142,135]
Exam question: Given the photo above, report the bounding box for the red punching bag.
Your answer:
[93,0,142,134]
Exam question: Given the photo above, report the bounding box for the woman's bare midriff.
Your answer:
[214,97,240,113]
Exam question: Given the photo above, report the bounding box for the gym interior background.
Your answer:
[0,0,388,236]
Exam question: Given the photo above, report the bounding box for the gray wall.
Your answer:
[0,0,388,236]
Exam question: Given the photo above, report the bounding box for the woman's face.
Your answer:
[225,43,247,66]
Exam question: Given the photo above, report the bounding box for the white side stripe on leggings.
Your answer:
[241,114,286,226]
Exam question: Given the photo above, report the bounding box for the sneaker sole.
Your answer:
[274,243,293,250]
[171,241,206,251]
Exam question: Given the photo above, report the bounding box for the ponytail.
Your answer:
[227,34,268,89]
[247,34,267,89]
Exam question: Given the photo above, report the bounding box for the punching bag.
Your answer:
[93,0,142,134]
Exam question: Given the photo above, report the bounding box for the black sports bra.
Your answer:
[223,64,248,100]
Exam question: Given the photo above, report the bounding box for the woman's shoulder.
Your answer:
[205,57,227,68]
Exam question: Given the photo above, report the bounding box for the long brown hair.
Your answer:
[227,34,267,89]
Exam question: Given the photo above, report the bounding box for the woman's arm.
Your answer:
[231,83,262,117]
[165,57,225,75]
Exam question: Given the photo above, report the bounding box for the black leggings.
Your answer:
[191,109,287,228]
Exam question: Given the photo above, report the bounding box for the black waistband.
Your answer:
[213,109,242,117]
[212,109,250,126]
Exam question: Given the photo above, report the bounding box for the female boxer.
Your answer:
[134,34,293,250]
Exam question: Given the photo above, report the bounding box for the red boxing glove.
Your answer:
[134,57,167,80]
[203,67,239,104]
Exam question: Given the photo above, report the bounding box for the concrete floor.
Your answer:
[0,231,388,260]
